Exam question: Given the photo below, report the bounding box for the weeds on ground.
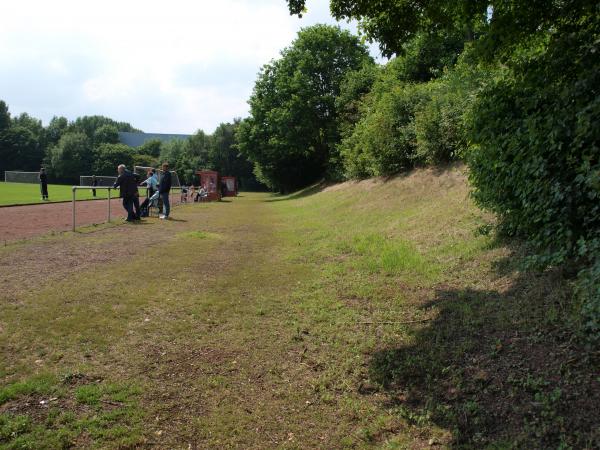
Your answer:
[0,373,143,448]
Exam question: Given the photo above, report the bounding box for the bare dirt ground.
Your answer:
[0,194,183,242]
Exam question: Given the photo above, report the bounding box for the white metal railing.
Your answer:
[71,186,181,231]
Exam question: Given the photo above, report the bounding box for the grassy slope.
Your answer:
[0,166,597,448]
[0,182,110,206]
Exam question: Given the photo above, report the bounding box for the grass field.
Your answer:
[0,182,110,206]
[0,165,597,448]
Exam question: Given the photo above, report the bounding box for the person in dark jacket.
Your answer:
[131,172,141,219]
[159,162,172,219]
[91,175,97,197]
[113,164,140,221]
[39,167,49,200]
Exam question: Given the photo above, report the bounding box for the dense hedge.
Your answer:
[339,55,486,178]
[467,16,600,342]
[414,60,486,164]
[339,76,430,178]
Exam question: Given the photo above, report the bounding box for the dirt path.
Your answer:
[1,194,360,448]
[0,193,182,242]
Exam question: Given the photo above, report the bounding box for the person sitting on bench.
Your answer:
[194,186,207,202]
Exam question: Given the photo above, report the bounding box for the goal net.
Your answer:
[4,171,40,184]
[79,175,117,187]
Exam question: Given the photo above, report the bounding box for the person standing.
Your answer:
[159,162,172,219]
[131,171,141,220]
[91,175,97,198]
[39,167,49,201]
[142,169,158,198]
[113,164,139,222]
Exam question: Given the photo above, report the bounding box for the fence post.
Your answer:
[72,186,76,231]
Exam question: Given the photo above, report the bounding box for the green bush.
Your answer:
[93,143,135,176]
[414,59,487,164]
[340,53,487,177]
[340,76,430,178]
[575,259,600,347]
[467,18,600,267]
[467,15,600,342]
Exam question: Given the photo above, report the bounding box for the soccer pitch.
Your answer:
[0,182,110,206]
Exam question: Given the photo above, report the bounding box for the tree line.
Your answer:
[0,104,258,188]
[235,1,599,345]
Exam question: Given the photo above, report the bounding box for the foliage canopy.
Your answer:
[237,24,372,192]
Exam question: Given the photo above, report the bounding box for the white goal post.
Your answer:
[79,175,118,187]
[4,171,40,184]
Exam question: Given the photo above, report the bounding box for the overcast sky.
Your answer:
[0,0,382,134]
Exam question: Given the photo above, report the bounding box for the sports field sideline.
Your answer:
[0,182,110,206]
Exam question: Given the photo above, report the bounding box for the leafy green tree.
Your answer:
[287,1,595,59]
[0,126,41,175]
[287,0,471,57]
[187,130,211,167]
[69,115,139,140]
[209,122,236,174]
[132,153,159,170]
[237,24,371,192]
[391,30,466,82]
[339,78,431,178]
[289,0,600,343]
[333,62,378,178]
[93,143,135,176]
[159,139,185,168]
[46,116,69,147]
[209,120,257,189]
[163,131,212,182]
[93,124,119,146]
[336,63,377,138]
[47,132,93,182]
[413,57,487,164]
[137,139,163,158]
[0,100,10,131]
[12,112,44,137]
[159,138,202,183]
[12,113,47,151]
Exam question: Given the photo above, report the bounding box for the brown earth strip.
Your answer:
[0,194,183,243]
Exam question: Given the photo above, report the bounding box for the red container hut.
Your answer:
[221,176,237,197]
[196,170,221,201]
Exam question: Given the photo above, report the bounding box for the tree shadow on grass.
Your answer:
[368,262,599,448]
[264,182,327,203]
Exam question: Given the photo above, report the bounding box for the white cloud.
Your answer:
[0,0,382,134]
